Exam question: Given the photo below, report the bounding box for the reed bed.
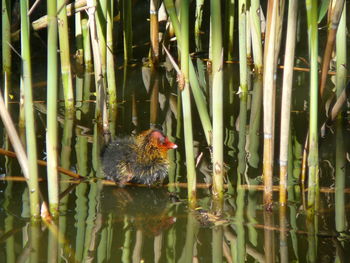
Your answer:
[0,0,348,226]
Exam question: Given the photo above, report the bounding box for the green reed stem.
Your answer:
[211,0,224,200]
[96,0,107,76]
[2,0,11,108]
[57,0,74,112]
[279,0,298,206]
[87,0,108,131]
[122,0,133,62]
[224,0,235,60]
[163,0,212,146]
[81,18,93,71]
[20,0,40,219]
[335,5,346,232]
[107,0,117,112]
[46,0,59,217]
[75,11,84,68]
[306,0,319,217]
[195,0,205,50]
[237,0,248,182]
[180,0,196,206]
[75,12,84,111]
[248,0,263,169]
[212,226,223,262]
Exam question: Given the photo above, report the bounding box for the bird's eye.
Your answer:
[158,137,165,145]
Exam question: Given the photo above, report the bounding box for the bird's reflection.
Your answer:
[102,186,176,236]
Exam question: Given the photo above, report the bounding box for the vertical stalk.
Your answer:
[122,0,133,62]
[306,0,319,217]
[163,0,213,146]
[75,11,84,69]
[150,0,160,66]
[195,0,205,51]
[180,0,196,206]
[211,0,224,201]
[82,18,93,71]
[248,0,263,169]
[224,0,235,60]
[2,0,11,108]
[47,0,59,217]
[335,5,346,232]
[75,11,84,111]
[57,0,74,112]
[279,0,298,206]
[107,0,117,112]
[20,0,40,219]
[262,0,277,209]
[87,0,109,134]
[237,0,248,183]
[319,0,345,98]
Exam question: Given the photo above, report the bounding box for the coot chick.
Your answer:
[101,129,177,185]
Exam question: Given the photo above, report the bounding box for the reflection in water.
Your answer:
[1,180,350,262]
[103,186,176,237]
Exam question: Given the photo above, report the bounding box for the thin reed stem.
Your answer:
[163,0,213,146]
[211,0,224,201]
[106,0,117,113]
[2,0,11,108]
[279,0,298,206]
[335,5,346,232]
[57,0,75,112]
[306,0,319,217]
[262,0,278,209]
[122,0,133,62]
[180,0,197,206]
[46,0,59,217]
[20,0,40,219]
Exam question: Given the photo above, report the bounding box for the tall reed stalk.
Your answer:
[2,0,11,108]
[180,0,196,206]
[262,0,278,208]
[237,0,248,183]
[20,0,40,219]
[96,0,107,79]
[306,0,319,216]
[195,0,205,50]
[163,0,212,146]
[335,5,346,232]
[248,1,263,169]
[57,0,75,112]
[46,0,59,217]
[279,0,298,206]
[82,18,93,71]
[211,0,224,201]
[319,0,345,98]
[106,0,117,113]
[150,0,160,66]
[87,0,109,134]
[122,0,133,62]
[224,0,235,60]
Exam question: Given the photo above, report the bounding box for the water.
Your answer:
[0,67,349,261]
